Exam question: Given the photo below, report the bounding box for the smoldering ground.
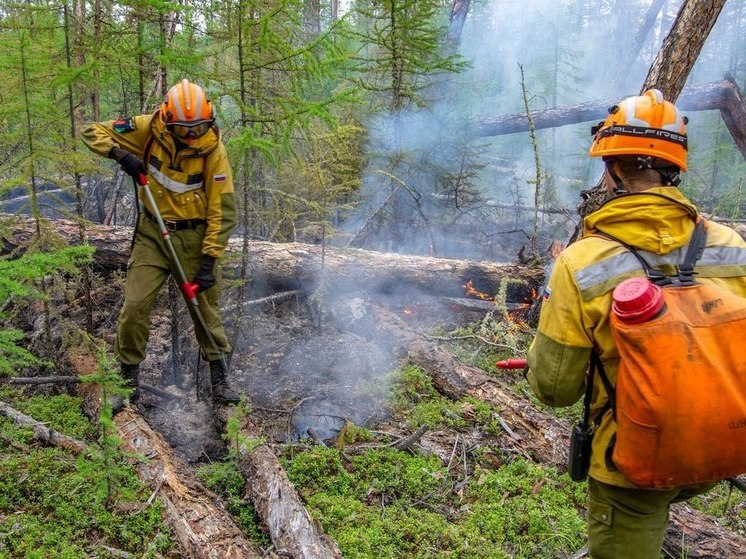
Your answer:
[132,265,522,462]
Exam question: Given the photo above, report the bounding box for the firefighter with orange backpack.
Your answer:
[81,79,239,409]
[526,89,746,558]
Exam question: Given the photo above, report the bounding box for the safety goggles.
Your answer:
[166,119,214,140]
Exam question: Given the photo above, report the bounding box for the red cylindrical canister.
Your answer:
[612,277,665,324]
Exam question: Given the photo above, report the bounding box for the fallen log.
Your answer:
[0,399,87,454]
[114,410,263,559]
[474,78,741,140]
[0,214,543,301]
[329,297,746,559]
[3,376,80,385]
[0,400,263,557]
[235,415,344,559]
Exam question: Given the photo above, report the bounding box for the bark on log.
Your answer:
[329,299,746,559]
[0,400,87,454]
[114,410,263,559]
[0,214,543,302]
[473,78,741,139]
[236,416,344,559]
[239,446,343,559]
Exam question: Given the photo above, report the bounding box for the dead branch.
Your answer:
[235,415,344,559]
[0,400,87,454]
[239,445,344,559]
[393,424,429,451]
[3,376,80,385]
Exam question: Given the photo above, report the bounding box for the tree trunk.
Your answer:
[641,0,728,98]
[575,0,729,224]
[721,72,746,158]
[0,215,543,302]
[447,0,471,45]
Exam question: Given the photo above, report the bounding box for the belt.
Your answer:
[143,208,206,231]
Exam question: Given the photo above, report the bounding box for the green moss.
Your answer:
[282,445,354,497]
[689,479,746,532]
[390,365,506,434]
[0,445,170,557]
[349,448,447,502]
[282,445,589,558]
[335,422,374,449]
[463,459,586,558]
[18,394,95,440]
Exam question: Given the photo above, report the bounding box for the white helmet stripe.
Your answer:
[170,84,187,121]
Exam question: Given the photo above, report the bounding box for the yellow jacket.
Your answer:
[527,187,746,487]
[81,113,236,259]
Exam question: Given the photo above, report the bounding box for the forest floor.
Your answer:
[0,266,744,558]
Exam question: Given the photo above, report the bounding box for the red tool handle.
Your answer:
[495,358,528,370]
[138,174,148,186]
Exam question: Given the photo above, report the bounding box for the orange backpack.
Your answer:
[597,220,746,488]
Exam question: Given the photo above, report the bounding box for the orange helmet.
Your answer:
[589,89,688,171]
[160,79,214,139]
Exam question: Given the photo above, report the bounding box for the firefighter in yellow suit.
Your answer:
[526,89,746,558]
[82,79,239,408]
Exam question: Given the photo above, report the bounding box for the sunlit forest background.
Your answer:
[1,0,745,261]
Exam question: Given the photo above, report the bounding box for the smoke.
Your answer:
[336,0,745,260]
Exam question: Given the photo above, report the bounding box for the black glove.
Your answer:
[110,147,146,180]
[192,255,216,292]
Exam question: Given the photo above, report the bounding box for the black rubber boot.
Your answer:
[122,363,141,406]
[110,363,140,414]
[209,358,240,405]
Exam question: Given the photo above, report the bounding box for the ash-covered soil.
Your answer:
[18,273,496,464]
[133,283,493,463]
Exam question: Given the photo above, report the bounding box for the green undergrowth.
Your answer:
[690,481,746,534]
[280,445,586,558]
[268,362,589,558]
[0,393,171,558]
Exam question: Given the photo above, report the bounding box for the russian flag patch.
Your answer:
[214,174,226,182]
[542,287,552,301]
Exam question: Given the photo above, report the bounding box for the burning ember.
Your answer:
[463,280,495,301]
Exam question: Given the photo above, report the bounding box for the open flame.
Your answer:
[463,279,495,301]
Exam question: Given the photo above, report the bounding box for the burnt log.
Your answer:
[236,416,344,559]
[114,410,263,559]
[0,214,543,302]
[329,298,746,559]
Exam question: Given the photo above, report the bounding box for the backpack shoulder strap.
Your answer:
[677,219,707,283]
